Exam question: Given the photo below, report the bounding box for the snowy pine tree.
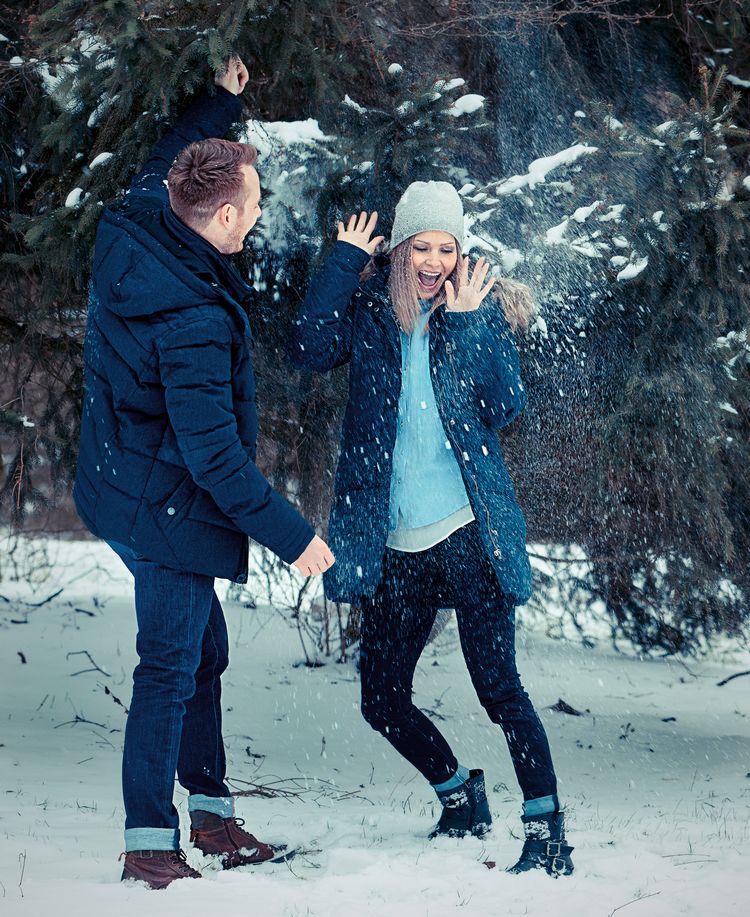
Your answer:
[1,3,749,652]
[0,0,385,523]
[546,70,750,651]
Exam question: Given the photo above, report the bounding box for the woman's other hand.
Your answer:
[337,211,385,255]
[445,256,496,312]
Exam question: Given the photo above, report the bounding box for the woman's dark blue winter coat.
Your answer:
[74,88,314,582]
[290,242,533,605]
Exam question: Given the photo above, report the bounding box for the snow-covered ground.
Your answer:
[1,540,748,916]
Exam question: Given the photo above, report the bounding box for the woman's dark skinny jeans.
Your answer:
[359,521,558,800]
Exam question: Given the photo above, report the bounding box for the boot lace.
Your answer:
[227,817,258,840]
[169,849,202,877]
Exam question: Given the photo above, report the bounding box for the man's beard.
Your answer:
[220,228,244,254]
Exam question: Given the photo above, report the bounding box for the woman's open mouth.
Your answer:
[417,271,442,293]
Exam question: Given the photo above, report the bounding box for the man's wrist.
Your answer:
[214,83,238,99]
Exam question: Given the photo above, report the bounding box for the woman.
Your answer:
[290,181,573,876]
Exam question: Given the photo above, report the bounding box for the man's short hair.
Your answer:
[167,138,258,228]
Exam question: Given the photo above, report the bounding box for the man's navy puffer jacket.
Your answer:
[74,87,314,582]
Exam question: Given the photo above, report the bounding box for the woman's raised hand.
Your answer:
[337,211,385,255]
[444,256,496,312]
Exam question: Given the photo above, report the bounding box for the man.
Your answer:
[73,57,334,889]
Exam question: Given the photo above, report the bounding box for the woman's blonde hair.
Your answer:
[491,277,537,333]
[385,236,537,334]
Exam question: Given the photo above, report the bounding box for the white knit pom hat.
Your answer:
[389,181,465,250]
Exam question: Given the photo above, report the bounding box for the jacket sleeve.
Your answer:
[157,319,315,565]
[288,241,371,372]
[443,303,527,429]
[126,86,244,202]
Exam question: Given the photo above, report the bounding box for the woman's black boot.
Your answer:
[429,769,492,839]
[507,811,574,877]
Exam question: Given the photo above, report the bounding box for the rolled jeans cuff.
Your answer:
[124,827,179,852]
[188,794,235,818]
[432,763,471,794]
[522,794,560,818]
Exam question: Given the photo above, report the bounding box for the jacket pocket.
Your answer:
[158,473,195,521]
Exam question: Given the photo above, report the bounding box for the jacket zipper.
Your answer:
[431,335,505,562]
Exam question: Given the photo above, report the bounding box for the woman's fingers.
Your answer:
[446,256,498,311]
[463,257,494,299]
[469,257,489,287]
[342,212,376,232]
[339,211,380,244]
[338,212,379,253]
[444,280,456,309]
[478,277,497,300]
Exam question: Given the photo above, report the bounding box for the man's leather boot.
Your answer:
[189,810,285,868]
[120,849,202,889]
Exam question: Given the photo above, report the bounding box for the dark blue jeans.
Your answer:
[110,544,231,848]
[359,521,558,802]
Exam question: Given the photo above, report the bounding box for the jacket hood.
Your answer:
[92,205,251,334]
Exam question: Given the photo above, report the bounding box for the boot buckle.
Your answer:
[545,841,566,875]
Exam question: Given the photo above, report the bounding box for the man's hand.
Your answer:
[214,55,249,95]
[293,535,336,577]
[337,211,385,255]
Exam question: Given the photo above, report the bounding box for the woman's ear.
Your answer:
[492,279,537,333]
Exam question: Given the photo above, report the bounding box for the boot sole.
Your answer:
[429,822,492,840]
[121,871,200,889]
[199,846,301,869]
[505,860,575,877]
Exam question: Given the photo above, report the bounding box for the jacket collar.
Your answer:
[361,262,451,361]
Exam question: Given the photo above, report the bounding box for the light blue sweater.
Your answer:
[388,303,471,533]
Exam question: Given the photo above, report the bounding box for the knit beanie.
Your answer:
[389,181,465,250]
